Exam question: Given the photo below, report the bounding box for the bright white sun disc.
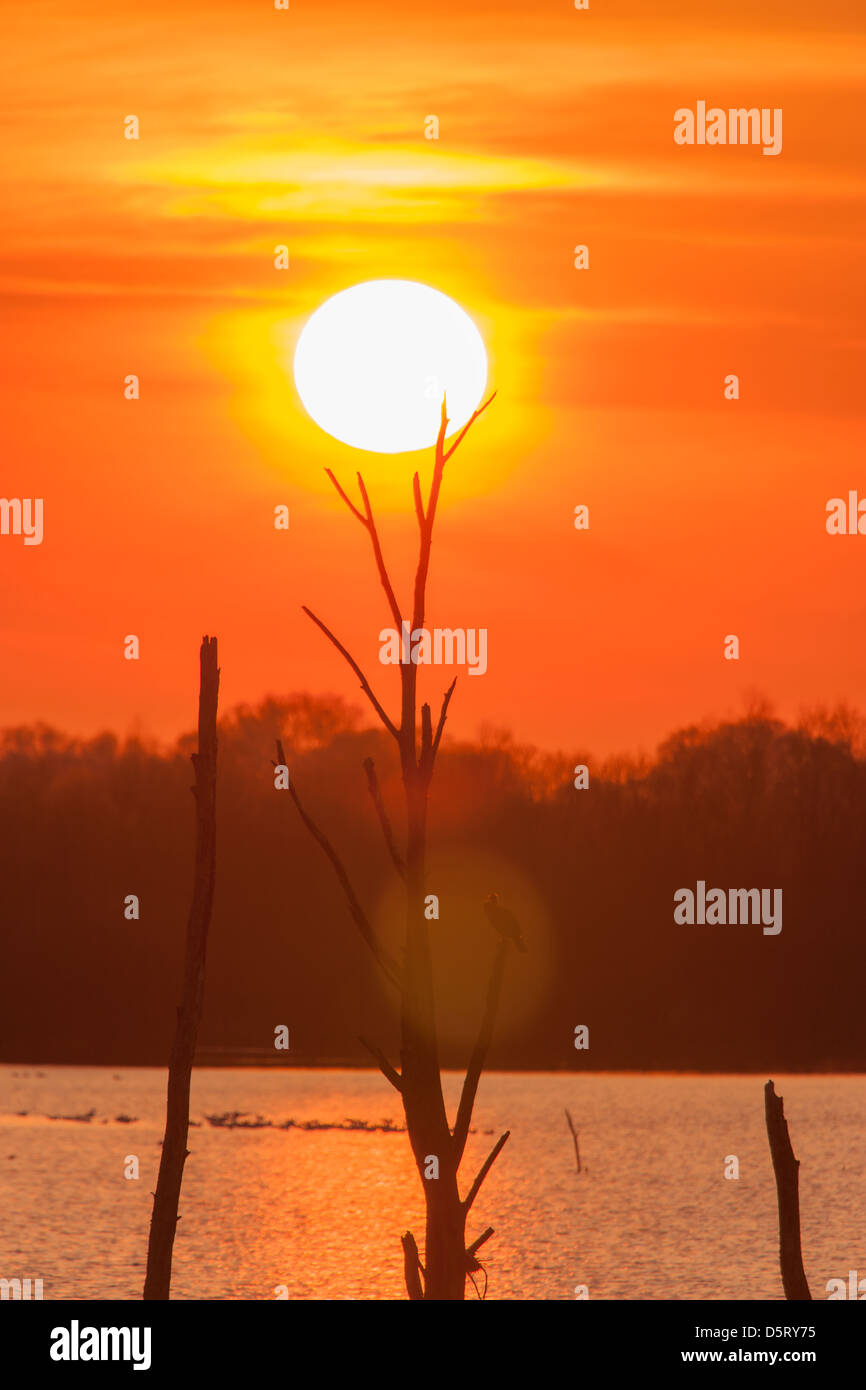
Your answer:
[292,280,488,454]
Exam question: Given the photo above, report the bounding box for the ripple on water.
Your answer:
[1,1068,864,1300]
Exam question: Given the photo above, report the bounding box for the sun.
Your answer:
[292,279,488,454]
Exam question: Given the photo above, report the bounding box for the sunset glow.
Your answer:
[1,0,864,755]
[292,280,488,453]
[5,0,866,1331]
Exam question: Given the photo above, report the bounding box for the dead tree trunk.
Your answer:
[286,395,511,1299]
[144,636,219,1300]
[764,1079,811,1300]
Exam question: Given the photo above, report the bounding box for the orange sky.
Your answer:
[2,0,865,756]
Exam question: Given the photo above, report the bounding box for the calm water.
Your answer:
[1,1068,864,1300]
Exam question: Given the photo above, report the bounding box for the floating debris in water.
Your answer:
[203,1110,406,1133]
[205,1112,272,1129]
[3,1109,145,1126]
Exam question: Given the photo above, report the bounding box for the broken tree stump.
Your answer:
[764,1079,811,1301]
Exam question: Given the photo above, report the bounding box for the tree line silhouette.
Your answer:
[2,695,864,1072]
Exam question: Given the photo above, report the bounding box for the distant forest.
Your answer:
[3,695,864,1071]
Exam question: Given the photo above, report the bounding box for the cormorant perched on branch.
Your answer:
[483,893,528,952]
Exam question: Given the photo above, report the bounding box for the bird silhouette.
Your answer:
[483,893,528,952]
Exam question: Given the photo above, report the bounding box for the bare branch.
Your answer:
[564,1108,582,1173]
[325,468,367,526]
[443,390,497,463]
[359,1034,402,1091]
[279,744,401,991]
[401,1231,424,1300]
[355,474,404,630]
[426,396,449,532]
[323,469,366,528]
[420,702,433,767]
[363,757,405,880]
[412,472,425,529]
[466,1226,494,1261]
[410,392,495,637]
[301,606,398,740]
[410,399,450,641]
[462,1131,510,1213]
[453,940,508,1161]
[430,678,457,766]
[325,469,405,636]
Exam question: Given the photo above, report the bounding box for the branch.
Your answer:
[430,678,457,767]
[425,398,449,535]
[301,606,399,741]
[564,1108,582,1173]
[408,398,449,642]
[412,472,425,529]
[279,744,401,991]
[362,758,405,880]
[443,390,497,463]
[355,474,403,631]
[412,392,495,635]
[453,939,508,1161]
[359,1035,402,1091]
[401,393,495,772]
[462,1131,510,1213]
[401,1231,424,1301]
[324,468,366,526]
[466,1226,494,1262]
[325,469,403,631]
[420,702,433,768]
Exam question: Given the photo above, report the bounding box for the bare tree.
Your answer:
[144,636,220,1300]
[283,395,514,1299]
[764,1079,811,1300]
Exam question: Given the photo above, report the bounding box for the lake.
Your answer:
[2,1067,864,1300]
